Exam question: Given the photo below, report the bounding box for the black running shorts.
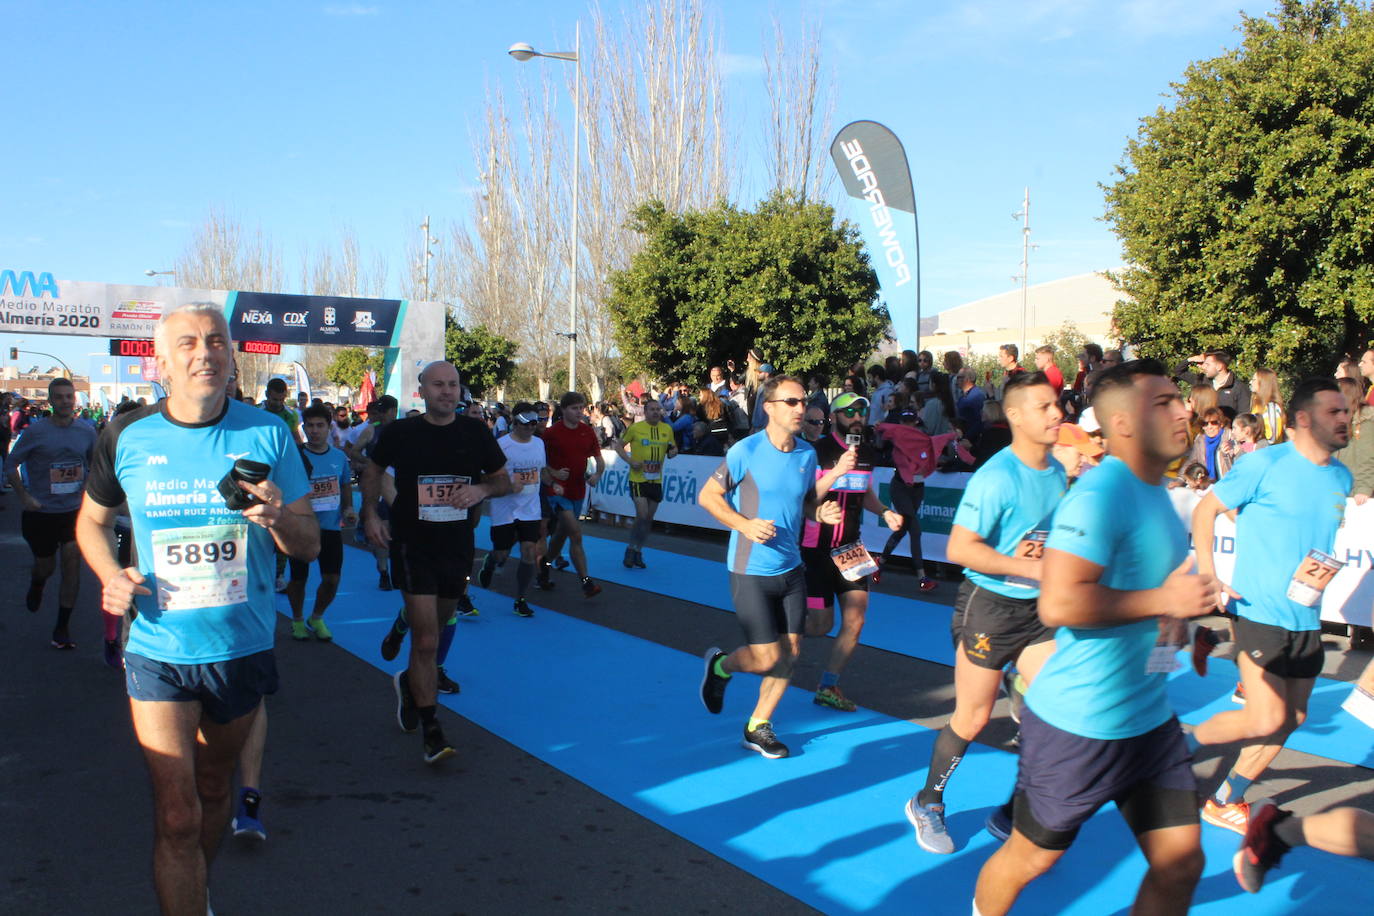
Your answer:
[289,529,344,580]
[629,480,663,503]
[389,535,472,599]
[950,580,1052,670]
[21,509,78,558]
[490,519,542,552]
[1233,616,1324,679]
[730,567,807,645]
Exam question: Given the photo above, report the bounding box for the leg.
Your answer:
[514,542,537,598]
[561,511,588,579]
[974,828,1066,916]
[629,496,653,550]
[1131,824,1204,915]
[196,706,262,866]
[236,703,266,791]
[880,478,914,563]
[310,574,340,619]
[129,697,207,915]
[918,645,1003,808]
[1015,637,1057,684]
[822,590,868,679]
[1294,807,1374,859]
[56,539,80,609]
[403,593,442,707]
[750,633,801,723]
[1227,675,1315,787]
[1193,652,1295,746]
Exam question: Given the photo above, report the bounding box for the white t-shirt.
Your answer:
[490,435,545,525]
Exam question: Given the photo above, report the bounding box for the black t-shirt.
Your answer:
[370,414,506,541]
[806,434,878,549]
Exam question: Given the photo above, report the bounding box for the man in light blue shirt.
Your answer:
[974,360,1216,916]
[1190,377,1352,835]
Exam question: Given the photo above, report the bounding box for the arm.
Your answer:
[813,447,858,499]
[946,523,1038,581]
[340,476,356,527]
[1037,548,1214,628]
[587,449,606,488]
[863,486,902,531]
[5,435,40,511]
[698,475,775,544]
[359,460,389,548]
[75,494,152,616]
[240,482,320,562]
[1190,489,1243,607]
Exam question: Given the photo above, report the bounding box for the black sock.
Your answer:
[418,705,437,728]
[1271,809,1304,851]
[240,787,261,819]
[516,561,535,597]
[918,725,971,808]
[55,606,73,631]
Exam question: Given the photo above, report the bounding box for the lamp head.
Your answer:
[508,42,537,61]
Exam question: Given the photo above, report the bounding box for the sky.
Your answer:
[2,0,1272,370]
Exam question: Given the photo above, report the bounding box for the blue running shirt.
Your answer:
[4,416,98,513]
[710,432,817,576]
[86,399,310,664]
[1026,456,1188,740]
[953,447,1067,598]
[301,444,351,531]
[1212,442,1351,632]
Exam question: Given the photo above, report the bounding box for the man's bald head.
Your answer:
[419,361,458,385]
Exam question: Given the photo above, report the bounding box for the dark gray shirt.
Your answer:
[5,417,98,512]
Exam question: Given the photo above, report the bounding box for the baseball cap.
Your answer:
[831,392,869,412]
[758,363,775,374]
[1057,423,1104,458]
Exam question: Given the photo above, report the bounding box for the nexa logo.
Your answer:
[241,310,274,325]
[283,311,308,327]
[0,270,59,298]
[837,139,912,287]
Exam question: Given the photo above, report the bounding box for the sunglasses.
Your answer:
[514,413,539,425]
[768,397,805,407]
[804,418,824,426]
[1203,421,1221,428]
[837,407,864,418]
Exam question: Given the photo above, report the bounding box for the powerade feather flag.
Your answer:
[829,120,921,350]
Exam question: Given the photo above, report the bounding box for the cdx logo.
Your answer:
[282,312,307,327]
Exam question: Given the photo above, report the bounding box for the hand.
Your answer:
[726,359,736,371]
[552,467,570,481]
[834,447,858,475]
[882,509,903,531]
[552,483,565,496]
[1016,557,1043,582]
[1209,575,1244,612]
[740,517,776,544]
[666,447,678,460]
[101,568,151,616]
[586,473,602,489]
[630,460,642,471]
[1187,354,1204,365]
[815,502,842,526]
[1356,493,1369,506]
[23,493,41,512]
[341,507,358,528]
[238,479,287,529]
[448,482,487,509]
[363,512,390,549]
[1160,556,1220,619]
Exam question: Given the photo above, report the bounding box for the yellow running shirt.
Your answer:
[623,420,675,484]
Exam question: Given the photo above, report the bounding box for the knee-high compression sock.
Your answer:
[436,613,458,667]
[392,606,409,635]
[1214,769,1254,806]
[918,724,971,808]
[479,553,497,578]
[515,561,535,598]
[55,606,74,632]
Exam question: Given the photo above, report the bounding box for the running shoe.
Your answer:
[985,804,1013,842]
[1002,668,1026,725]
[290,620,309,641]
[552,556,570,570]
[231,791,266,841]
[1233,798,1286,893]
[50,631,75,650]
[422,724,455,765]
[700,648,729,714]
[477,556,495,589]
[1191,624,1220,677]
[742,722,789,759]
[535,564,555,590]
[623,548,635,569]
[25,580,43,612]
[904,797,954,854]
[380,616,405,662]
[103,639,123,669]
[513,598,534,618]
[1231,682,1247,705]
[393,670,419,733]
[918,577,938,593]
[813,685,857,712]
[378,571,393,591]
[456,594,479,618]
[1202,798,1250,834]
[581,577,602,599]
[632,551,647,569]
[436,666,460,695]
[305,617,333,641]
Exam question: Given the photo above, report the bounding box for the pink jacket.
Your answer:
[877,424,968,482]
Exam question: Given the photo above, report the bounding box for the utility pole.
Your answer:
[419,215,439,301]
[1011,188,1035,359]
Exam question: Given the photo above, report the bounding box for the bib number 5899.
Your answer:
[164,540,238,565]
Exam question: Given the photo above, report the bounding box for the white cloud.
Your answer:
[323,4,379,16]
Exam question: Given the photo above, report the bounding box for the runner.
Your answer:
[540,391,606,598]
[361,361,509,765]
[697,374,842,759]
[612,395,677,569]
[5,377,98,649]
[972,359,1216,916]
[1233,798,1374,892]
[905,371,1066,854]
[347,395,398,591]
[800,392,903,712]
[1190,377,1352,833]
[476,402,547,618]
[75,302,317,914]
[286,405,356,640]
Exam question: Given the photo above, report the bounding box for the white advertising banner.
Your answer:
[588,450,971,565]
[1171,487,1373,628]
[0,274,226,338]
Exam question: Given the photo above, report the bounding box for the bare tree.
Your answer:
[763,14,834,203]
[298,226,388,394]
[173,209,283,395]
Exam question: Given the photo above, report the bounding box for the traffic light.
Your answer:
[8,348,16,361]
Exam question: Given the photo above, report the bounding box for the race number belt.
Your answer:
[49,461,84,495]
[831,541,878,582]
[1004,530,1049,590]
[309,475,341,512]
[152,524,248,611]
[1287,549,1343,607]
[512,467,540,487]
[417,475,470,522]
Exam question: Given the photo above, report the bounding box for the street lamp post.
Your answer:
[510,22,581,392]
[145,269,176,287]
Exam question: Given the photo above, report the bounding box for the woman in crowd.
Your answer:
[1335,376,1374,503]
[1188,383,1219,441]
[875,407,968,591]
[972,399,1011,467]
[1188,405,1235,480]
[1226,413,1268,462]
[695,387,731,448]
[1251,367,1286,444]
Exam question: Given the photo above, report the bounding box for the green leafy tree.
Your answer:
[325,347,385,389]
[1103,0,1374,378]
[607,190,888,382]
[444,313,518,398]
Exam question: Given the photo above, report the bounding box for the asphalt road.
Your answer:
[2,508,1370,915]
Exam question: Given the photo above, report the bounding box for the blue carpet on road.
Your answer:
[280,550,1372,916]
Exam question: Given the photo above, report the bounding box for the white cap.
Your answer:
[1078,406,1101,434]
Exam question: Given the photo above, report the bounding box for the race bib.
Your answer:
[1004,530,1049,590]
[512,467,540,487]
[642,461,662,481]
[1341,684,1374,729]
[1287,549,1343,607]
[417,475,469,522]
[151,524,248,611]
[831,541,878,582]
[309,475,341,512]
[1145,618,1188,675]
[49,461,84,494]
[831,469,871,493]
